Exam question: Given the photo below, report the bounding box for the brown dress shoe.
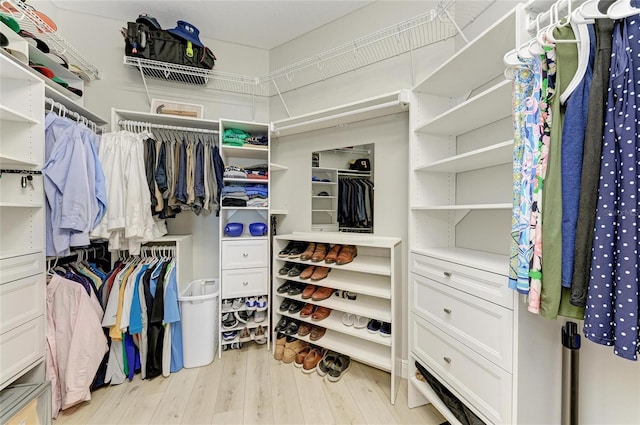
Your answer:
[336,245,357,265]
[324,244,342,264]
[311,243,329,262]
[311,286,334,301]
[302,347,325,373]
[300,242,316,261]
[299,265,316,280]
[294,345,312,367]
[299,303,316,318]
[310,326,327,341]
[298,322,312,336]
[301,284,317,299]
[311,306,332,321]
[310,266,330,281]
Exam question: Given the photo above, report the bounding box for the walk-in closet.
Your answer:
[0,0,639,424]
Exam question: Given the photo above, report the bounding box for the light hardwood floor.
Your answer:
[55,343,445,425]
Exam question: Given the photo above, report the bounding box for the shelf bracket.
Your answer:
[271,78,291,118]
[437,0,470,45]
[136,59,153,107]
[454,209,471,225]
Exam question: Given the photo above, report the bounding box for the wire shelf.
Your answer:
[1,0,100,80]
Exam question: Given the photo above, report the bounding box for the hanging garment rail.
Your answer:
[338,173,372,178]
[117,119,219,135]
[45,97,104,133]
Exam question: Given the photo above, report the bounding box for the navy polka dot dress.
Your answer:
[584,15,640,361]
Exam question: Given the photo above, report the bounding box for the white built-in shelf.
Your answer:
[278,308,392,347]
[0,202,43,208]
[0,105,39,124]
[312,181,338,186]
[221,319,270,334]
[294,329,391,372]
[271,90,409,137]
[270,163,288,172]
[280,231,400,250]
[223,178,269,184]
[312,196,337,199]
[221,236,269,241]
[415,140,514,173]
[221,206,269,211]
[114,109,218,131]
[409,374,464,425]
[413,9,516,97]
[275,254,391,277]
[412,247,509,276]
[0,154,38,167]
[221,145,269,159]
[46,85,108,125]
[411,203,511,211]
[1,249,43,261]
[270,209,289,215]
[415,80,512,136]
[274,268,391,299]
[312,209,335,213]
[278,292,391,323]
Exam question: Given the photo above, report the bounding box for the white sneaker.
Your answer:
[221,299,233,312]
[256,296,268,311]
[245,297,257,310]
[232,297,245,309]
[353,315,369,329]
[342,313,355,326]
[254,310,267,323]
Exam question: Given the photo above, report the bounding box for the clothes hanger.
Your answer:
[607,0,640,19]
[561,12,590,102]
[579,0,610,18]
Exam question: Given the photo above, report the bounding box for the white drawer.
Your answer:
[411,314,512,424]
[411,273,513,372]
[0,252,43,285]
[0,274,45,335]
[221,240,269,270]
[411,252,513,309]
[221,267,268,299]
[0,316,45,389]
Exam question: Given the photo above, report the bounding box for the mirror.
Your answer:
[311,143,374,233]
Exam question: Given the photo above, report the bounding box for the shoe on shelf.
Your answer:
[298,322,312,337]
[353,315,369,329]
[336,245,357,265]
[311,243,329,262]
[284,320,300,336]
[239,327,251,342]
[222,312,238,329]
[254,325,267,344]
[311,306,332,321]
[222,330,238,341]
[256,296,268,311]
[235,310,251,324]
[254,310,267,323]
[367,319,382,333]
[300,303,316,318]
[309,325,327,341]
[379,322,391,337]
[324,244,342,264]
[232,297,245,310]
[278,262,294,275]
[311,286,334,301]
[327,355,351,382]
[287,282,305,296]
[317,350,339,377]
[277,281,294,293]
[221,299,233,312]
[274,317,289,333]
[279,299,293,311]
[287,241,308,259]
[300,242,316,261]
[288,300,306,314]
[287,264,305,277]
[278,241,297,257]
[283,339,308,364]
[274,333,287,361]
[310,266,331,281]
[299,265,316,280]
[342,313,355,326]
[294,345,312,368]
[334,290,357,300]
[301,284,317,299]
[245,297,257,310]
[302,347,325,374]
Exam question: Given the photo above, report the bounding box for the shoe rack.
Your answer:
[272,232,401,404]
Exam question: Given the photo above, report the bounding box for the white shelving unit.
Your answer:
[218,118,272,355]
[407,4,562,424]
[0,53,46,393]
[273,232,401,404]
[311,167,339,232]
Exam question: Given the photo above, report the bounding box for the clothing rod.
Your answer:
[118,119,219,134]
[45,97,103,132]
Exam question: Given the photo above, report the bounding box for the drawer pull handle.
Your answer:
[443,357,452,364]
[242,281,249,286]
[443,271,452,277]
[443,308,452,314]
[243,253,249,258]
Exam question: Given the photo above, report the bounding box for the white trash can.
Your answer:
[178,278,219,368]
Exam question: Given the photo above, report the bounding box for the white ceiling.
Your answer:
[50,0,375,50]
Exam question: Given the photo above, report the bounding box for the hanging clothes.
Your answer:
[338,176,374,230]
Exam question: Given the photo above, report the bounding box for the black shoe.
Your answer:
[275,317,288,332]
[287,241,308,259]
[288,264,305,277]
[283,320,299,336]
[277,281,293,294]
[280,299,293,311]
[278,262,294,275]
[278,241,297,257]
[288,300,305,314]
[222,312,238,329]
[287,282,305,296]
